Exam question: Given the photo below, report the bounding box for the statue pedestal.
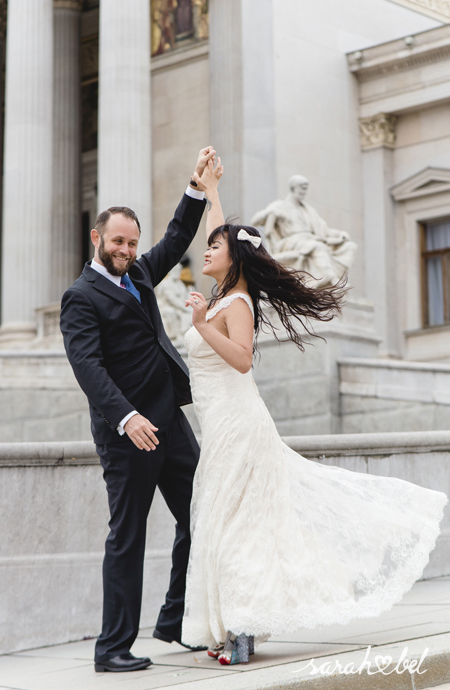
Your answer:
[252,298,380,435]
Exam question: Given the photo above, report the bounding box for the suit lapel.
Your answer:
[130,273,163,336]
[84,264,153,326]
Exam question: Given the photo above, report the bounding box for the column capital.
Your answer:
[359,113,398,151]
[53,0,82,10]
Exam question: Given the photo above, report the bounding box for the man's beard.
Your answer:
[98,237,136,277]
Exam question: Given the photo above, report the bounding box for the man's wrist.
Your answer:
[185,185,205,201]
[117,410,138,435]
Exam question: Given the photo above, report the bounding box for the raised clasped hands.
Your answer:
[194,146,216,179]
[185,291,208,328]
[191,156,223,196]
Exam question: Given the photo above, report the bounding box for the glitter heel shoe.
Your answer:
[218,632,252,665]
[236,633,250,663]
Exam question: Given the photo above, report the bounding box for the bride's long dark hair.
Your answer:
[208,223,347,352]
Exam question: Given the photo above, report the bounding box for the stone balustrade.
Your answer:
[1,432,449,654]
[340,357,450,433]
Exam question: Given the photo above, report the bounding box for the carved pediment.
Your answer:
[391,167,450,201]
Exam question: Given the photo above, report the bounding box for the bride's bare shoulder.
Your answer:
[222,293,254,321]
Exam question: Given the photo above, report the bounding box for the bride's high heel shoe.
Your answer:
[218,632,253,665]
[218,632,237,665]
[207,642,224,658]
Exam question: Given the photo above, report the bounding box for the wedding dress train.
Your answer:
[182,293,447,648]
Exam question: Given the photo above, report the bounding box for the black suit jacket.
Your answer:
[60,193,206,444]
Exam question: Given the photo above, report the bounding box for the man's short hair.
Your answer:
[95,207,141,236]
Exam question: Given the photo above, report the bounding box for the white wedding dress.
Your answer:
[181,293,447,648]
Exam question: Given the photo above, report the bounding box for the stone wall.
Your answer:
[340,357,450,433]
[1,431,449,655]
[0,442,174,655]
[0,351,91,442]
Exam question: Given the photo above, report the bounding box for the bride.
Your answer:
[181,158,448,666]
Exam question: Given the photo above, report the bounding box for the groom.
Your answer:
[60,147,214,673]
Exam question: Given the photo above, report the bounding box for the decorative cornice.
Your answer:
[359,113,398,150]
[54,0,83,10]
[351,43,450,82]
[387,0,450,22]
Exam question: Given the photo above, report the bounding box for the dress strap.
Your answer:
[206,293,254,321]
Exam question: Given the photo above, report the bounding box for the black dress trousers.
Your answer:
[94,407,199,662]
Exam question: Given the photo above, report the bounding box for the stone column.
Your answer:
[359,113,399,357]
[209,0,276,223]
[97,0,151,248]
[0,0,53,345]
[52,0,82,302]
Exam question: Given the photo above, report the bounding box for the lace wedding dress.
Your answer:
[181,293,447,648]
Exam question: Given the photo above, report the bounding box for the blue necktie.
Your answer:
[121,274,141,303]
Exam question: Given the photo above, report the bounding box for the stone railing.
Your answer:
[1,432,449,654]
[339,358,450,434]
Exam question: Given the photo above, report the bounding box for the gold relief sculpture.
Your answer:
[151,0,208,57]
[151,0,178,57]
[193,0,209,40]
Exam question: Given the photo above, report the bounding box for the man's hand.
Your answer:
[124,414,159,451]
[194,146,216,178]
[191,157,223,195]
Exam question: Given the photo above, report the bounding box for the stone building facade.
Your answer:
[1,0,450,654]
[0,0,449,439]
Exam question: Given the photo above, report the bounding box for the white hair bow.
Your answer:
[237,228,262,249]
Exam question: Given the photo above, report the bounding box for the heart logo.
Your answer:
[374,655,392,672]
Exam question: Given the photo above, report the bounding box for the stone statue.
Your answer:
[251,175,357,288]
[155,263,193,344]
[193,0,209,40]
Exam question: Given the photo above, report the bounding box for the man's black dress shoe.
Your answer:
[153,627,208,651]
[94,652,152,672]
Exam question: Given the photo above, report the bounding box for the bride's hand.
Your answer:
[191,157,223,195]
[185,291,208,327]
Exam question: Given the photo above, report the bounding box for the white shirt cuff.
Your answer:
[117,410,138,435]
[185,185,205,201]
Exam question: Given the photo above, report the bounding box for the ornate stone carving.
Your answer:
[251,176,357,288]
[359,113,398,150]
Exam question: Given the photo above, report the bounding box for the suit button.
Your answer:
[163,367,169,373]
